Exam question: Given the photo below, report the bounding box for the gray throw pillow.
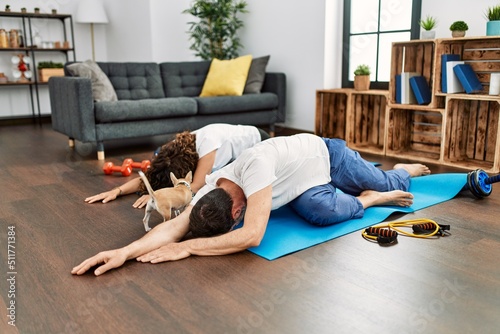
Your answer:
[67,60,118,102]
[244,55,270,94]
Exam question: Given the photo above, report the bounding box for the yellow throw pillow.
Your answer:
[200,55,253,97]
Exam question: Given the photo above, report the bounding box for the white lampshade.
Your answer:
[75,0,109,24]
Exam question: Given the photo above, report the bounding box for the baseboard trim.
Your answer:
[0,115,51,126]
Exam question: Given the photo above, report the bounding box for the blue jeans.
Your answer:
[289,138,410,226]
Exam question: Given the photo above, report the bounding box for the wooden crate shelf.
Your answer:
[386,108,443,163]
[443,97,500,172]
[389,40,440,108]
[347,90,388,155]
[315,89,351,140]
[315,37,500,173]
[435,36,500,95]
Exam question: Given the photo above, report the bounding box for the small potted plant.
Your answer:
[37,61,64,82]
[52,9,57,15]
[450,21,468,38]
[21,7,27,13]
[5,5,11,12]
[485,5,500,36]
[353,64,371,91]
[34,7,40,14]
[419,15,437,39]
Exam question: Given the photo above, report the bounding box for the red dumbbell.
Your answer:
[123,158,151,172]
[102,161,132,176]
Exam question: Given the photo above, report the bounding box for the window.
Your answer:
[342,0,422,89]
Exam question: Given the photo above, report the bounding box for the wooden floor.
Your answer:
[1,122,499,334]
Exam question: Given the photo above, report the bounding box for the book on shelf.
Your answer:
[453,64,483,94]
[409,76,432,105]
[446,60,465,94]
[400,72,418,104]
[441,54,461,93]
[395,74,401,103]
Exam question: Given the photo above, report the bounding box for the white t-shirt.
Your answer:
[192,124,261,172]
[192,133,331,210]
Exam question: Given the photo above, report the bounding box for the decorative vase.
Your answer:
[452,31,466,38]
[421,30,435,39]
[486,21,500,36]
[354,75,370,91]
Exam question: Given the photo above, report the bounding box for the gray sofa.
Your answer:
[48,60,286,159]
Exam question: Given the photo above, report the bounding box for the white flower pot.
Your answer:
[421,30,435,40]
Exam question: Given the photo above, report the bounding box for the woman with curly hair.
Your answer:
[85,124,269,208]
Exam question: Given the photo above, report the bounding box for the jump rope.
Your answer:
[362,169,500,245]
[362,218,450,245]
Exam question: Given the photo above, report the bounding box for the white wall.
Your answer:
[421,0,499,38]
[149,0,195,62]
[238,0,327,130]
[0,0,498,131]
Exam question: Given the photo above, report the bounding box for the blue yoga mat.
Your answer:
[248,173,468,260]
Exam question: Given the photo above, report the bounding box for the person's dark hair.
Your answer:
[139,131,198,194]
[189,188,235,238]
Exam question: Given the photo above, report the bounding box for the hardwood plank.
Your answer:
[1,123,500,333]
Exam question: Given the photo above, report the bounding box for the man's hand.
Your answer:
[71,249,128,276]
[137,243,191,263]
[132,194,150,208]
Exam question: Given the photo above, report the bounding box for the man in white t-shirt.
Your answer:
[72,134,430,276]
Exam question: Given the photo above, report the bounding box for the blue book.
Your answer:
[395,74,401,103]
[441,54,461,93]
[453,64,483,93]
[409,76,432,105]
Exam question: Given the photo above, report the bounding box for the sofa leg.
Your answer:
[97,142,105,160]
[97,151,105,160]
[269,124,275,137]
[68,138,75,148]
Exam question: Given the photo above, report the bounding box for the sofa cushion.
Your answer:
[194,92,278,115]
[160,61,211,97]
[94,97,198,123]
[66,60,118,102]
[200,55,253,97]
[97,62,165,100]
[244,55,270,94]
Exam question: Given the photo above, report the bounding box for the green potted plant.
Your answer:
[485,5,500,36]
[183,0,248,60]
[450,21,468,38]
[21,7,27,13]
[419,15,437,39]
[353,64,371,91]
[34,7,40,14]
[5,5,11,12]
[37,61,64,82]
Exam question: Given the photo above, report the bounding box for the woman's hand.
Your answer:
[85,188,121,204]
[133,194,151,208]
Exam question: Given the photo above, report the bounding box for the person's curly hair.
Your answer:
[139,131,198,194]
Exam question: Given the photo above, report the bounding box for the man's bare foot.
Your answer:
[393,163,431,177]
[357,190,414,209]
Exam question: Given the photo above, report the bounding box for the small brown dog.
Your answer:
[138,170,193,232]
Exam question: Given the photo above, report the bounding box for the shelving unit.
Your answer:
[0,10,75,121]
[316,36,500,173]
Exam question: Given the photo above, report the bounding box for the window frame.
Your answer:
[342,0,422,90]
